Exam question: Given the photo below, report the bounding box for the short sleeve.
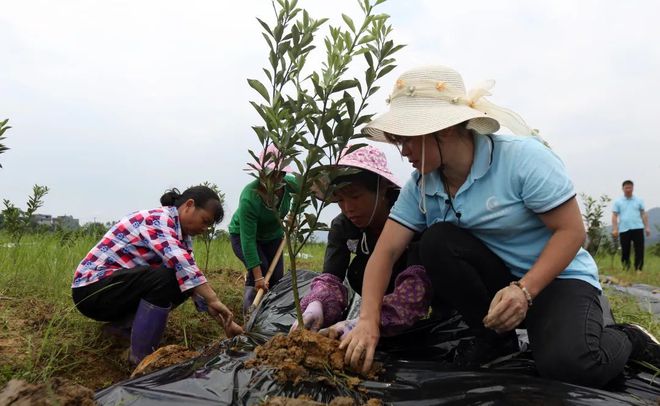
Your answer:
[389,174,426,232]
[612,200,620,214]
[638,198,645,211]
[517,138,576,213]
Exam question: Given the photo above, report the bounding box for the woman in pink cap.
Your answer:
[290,144,433,339]
[228,144,298,316]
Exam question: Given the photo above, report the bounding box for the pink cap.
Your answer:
[246,144,294,173]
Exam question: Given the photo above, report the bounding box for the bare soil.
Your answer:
[246,329,379,388]
[0,377,96,406]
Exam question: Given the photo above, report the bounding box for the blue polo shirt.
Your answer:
[613,196,645,233]
[390,133,600,290]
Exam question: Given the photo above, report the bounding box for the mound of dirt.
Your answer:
[131,344,200,378]
[245,329,378,387]
[0,378,96,406]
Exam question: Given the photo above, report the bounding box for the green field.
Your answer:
[0,233,657,390]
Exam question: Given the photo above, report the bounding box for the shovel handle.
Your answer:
[250,237,286,308]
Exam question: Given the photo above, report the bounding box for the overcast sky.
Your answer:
[2,0,659,229]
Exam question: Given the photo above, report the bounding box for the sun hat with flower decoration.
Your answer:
[362,65,536,140]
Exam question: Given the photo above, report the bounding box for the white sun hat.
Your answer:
[362,65,536,140]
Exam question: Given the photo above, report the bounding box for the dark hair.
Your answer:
[622,180,634,187]
[160,186,224,223]
[332,170,399,206]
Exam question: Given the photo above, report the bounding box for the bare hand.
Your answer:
[207,299,233,328]
[483,285,528,333]
[254,278,269,293]
[645,228,651,237]
[339,319,379,374]
[612,229,619,239]
[224,321,244,338]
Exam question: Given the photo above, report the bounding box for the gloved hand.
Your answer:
[319,318,357,340]
[289,300,324,333]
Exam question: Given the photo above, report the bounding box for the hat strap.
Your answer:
[360,177,381,255]
[418,141,427,215]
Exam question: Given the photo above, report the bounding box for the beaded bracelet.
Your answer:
[510,280,533,307]
[254,276,265,282]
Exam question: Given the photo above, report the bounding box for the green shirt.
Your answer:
[228,175,297,269]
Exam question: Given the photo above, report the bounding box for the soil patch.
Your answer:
[0,377,96,406]
[131,344,200,378]
[246,329,379,388]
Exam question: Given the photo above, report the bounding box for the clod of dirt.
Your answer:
[245,329,379,387]
[260,395,383,406]
[0,378,96,406]
[131,344,200,378]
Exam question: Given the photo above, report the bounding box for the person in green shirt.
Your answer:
[228,145,297,315]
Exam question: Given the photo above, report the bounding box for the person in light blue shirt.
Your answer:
[338,65,660,388]
[612,180,651,271]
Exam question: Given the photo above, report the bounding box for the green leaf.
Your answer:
[247,79,271,103]
[256,18,273,36]
[341,14,356,33]
[377,64,396,79]
[331,79,358,94]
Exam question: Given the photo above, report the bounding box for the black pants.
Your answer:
[229,234,284,287]
[620,228,644,270]
[418,222,632,388]
[72,266,192,322]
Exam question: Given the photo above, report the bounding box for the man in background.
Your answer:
[612,180,651,271]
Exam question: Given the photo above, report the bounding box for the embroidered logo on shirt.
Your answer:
[486,196,499,211]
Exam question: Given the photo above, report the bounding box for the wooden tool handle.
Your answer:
[250,237,286,308]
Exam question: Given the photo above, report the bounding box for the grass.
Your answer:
[0,232,657,390]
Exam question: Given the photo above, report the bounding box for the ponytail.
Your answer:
[160,188,182,207]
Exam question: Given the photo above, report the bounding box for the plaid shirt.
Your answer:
[72,206,206,292]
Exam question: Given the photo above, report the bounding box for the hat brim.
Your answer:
[362,102,500,141]
[312,164,400,202]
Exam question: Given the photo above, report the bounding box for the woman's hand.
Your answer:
[339,318,380,374]
[289,301,324,333]
[483,285,528,333]
[224,321,244,338]
[254,277,269,293]
[319,319,357,340]
[207,299,233,328]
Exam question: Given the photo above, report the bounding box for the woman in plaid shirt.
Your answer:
[72,185,242,365]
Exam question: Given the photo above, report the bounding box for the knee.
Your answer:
[534,344,613,388]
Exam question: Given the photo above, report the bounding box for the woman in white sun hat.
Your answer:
[339,65,660,387]
[289,144,433,339]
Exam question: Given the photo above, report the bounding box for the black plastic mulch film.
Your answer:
[96,271,659,405]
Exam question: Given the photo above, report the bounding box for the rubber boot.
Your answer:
[102,313,135,340]
[129,299,171,365]
[242,286,257,317]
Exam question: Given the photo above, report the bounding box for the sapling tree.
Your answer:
[192,181,226,271]
[1,185,50,245]
[580,193,611,256]
[247,0,403,327]
[0,119,11,168]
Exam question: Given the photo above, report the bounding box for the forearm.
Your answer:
[251,266,263,280]
[193,282,219,303]
[642,213,650,229]
[521,228,584,298]
[611,214,618,231]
